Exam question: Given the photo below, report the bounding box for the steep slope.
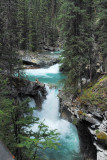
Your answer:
[59,75,107,160]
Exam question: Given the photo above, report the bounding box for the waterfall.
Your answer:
[30,86,81,160]
[25,63,83,160]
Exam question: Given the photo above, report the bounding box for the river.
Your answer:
[24,62,83,160]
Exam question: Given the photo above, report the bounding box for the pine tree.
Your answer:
[0,0,20,75]
[17,0,28,50]
[95,0,107,72]
[0,73,59,160]
[59,0,90,94]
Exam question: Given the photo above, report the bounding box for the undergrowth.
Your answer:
[77,75,107,111]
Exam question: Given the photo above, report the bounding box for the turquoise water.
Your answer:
[40,50,64,55]
[24,63,83,160]
[24,64,65,85]
[26,73,65,84]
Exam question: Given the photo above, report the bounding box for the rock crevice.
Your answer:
[59,91,107,160]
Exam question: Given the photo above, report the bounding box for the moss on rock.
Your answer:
[96,131,107,140]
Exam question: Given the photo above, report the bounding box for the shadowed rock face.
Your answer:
[8,77,47,108]
[77,121,97,160]
[9,77,46,95]
[0,141,15,160]
[59,87,107,160]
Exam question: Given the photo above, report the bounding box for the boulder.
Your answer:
[21,54,59,68]
[0,141,15,160]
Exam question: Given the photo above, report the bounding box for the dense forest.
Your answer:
[0,0,106,86]
[59,0,107,94]
[0,0,107,160]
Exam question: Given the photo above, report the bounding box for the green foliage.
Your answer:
[95,0,107,72]
[59,0,96,94]
[0,0,107,158]
[72,118,79,125]
[59,0,107,96]
[79,75,107,111]
[0,0,59,75]
[96,130,100,134]
[0,73,60,160]
[16,122,60,160]
[16,0,59,52]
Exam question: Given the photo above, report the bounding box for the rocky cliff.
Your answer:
[59,75,107,160]
[19,50,59,68]
[8,76,47,108]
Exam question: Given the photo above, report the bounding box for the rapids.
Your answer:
[24,63,83,160]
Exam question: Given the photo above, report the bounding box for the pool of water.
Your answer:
[24,64,65,85]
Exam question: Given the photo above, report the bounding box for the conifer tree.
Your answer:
[0,0,20,75]
[0,73,59,160]
[59,0,90,94]
[96,0,107,72]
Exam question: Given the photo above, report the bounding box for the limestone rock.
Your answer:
[105,111,107,119]
[21,52,59,68]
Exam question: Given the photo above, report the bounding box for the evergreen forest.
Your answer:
[0,0,107,160]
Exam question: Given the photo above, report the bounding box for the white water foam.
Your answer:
[27,63,81,159]
[31,85,80,153]
[24,64,60,76]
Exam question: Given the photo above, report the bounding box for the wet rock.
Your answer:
[59,89,107,160]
